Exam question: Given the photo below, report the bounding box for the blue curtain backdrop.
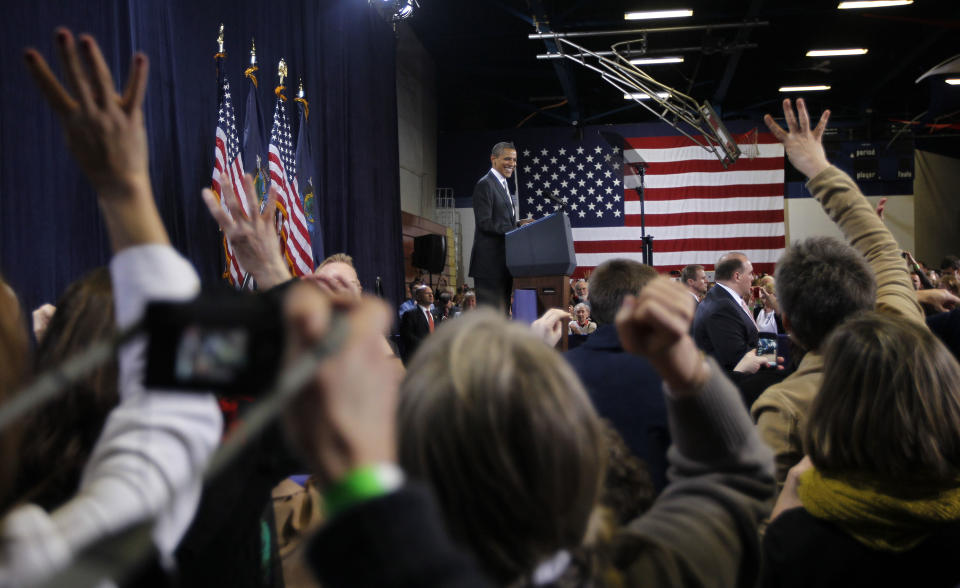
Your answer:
[0,0,404,315]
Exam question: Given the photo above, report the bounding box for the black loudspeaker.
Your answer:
[412,234,446,274]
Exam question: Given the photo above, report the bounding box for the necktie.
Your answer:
[502,179,515,219]
[427,309,435,333]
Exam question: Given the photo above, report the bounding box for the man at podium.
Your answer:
[469,141,532,312]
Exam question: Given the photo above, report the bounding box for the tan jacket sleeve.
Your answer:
[806,166,924,325]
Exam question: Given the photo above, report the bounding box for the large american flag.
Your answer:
[516,131,784,277]
[211,76,254,287]
[269,92,314,277]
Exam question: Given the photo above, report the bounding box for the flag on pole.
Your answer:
[294,82,325,265]
[516,130,784,277]
[242,40,269,206]
[268,62,314,277]
[211,69,254,287]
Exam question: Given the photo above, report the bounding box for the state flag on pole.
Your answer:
[269,81,314,277]
[242,61,269,206]
[210,74,254,287]
[294,87,325,265]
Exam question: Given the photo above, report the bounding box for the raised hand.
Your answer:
[530,308,572,346]
[763,98,831,180]
[24,28,166,251]
[615,277,707,393]
[202,173,292,289]
[25,29,150,198]
[283,284,403,486]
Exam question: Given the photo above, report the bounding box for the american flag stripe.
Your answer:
[575,248,784,270]
[627,183,783,200]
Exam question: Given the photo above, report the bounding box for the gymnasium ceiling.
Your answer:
[409,0,960,139]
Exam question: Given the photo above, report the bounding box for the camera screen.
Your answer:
[757,336,777,365]
[174,325,249,385]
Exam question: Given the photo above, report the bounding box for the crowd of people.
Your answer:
[2,28,960,588]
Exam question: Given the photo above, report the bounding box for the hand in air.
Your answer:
[763,98,831,180]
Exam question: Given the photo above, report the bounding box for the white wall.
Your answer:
[785,195,914,254]
[396,24,437,218]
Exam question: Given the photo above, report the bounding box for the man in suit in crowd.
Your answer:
[468,142,531,312]
[400,285,436,364]
[564,259,671,492]
[693,252,759,371]
[681,264,707,305]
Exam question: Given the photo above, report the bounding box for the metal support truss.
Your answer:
[530,23,768,167]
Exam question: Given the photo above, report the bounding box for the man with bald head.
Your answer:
[692,252,759,371]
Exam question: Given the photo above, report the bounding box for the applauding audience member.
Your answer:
[316,276,775,586]
[681,263,708,305]
[564,260,670,492]
[568,302,597,335]
[15,268,118,511]
[399,284,436,364]
[750,99,925,489]
[693,251,760,371]
[4,28,223,584]
[762,313,960,587]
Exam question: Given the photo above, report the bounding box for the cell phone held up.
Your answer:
[756,334,778,367]
[144,290,285,396]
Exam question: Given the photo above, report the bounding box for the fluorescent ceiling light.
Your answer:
[806,48,868,57]
[624,9,693,20]
[629,56,685,65]
[838,1,912,8]
[779,85,831,92]
[946,79,960,86]
[624,92,670,100]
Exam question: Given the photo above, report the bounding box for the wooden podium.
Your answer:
[506,212,576,349]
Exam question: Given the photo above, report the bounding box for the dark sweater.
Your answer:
[762,506,960,588]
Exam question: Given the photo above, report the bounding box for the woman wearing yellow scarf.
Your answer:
[762,312,960,587]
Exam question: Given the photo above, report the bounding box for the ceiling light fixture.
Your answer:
[629,56,685,65]
[624,92,670,100]
[946,79,960,85]
[837,1,912,9]
[779,85,831,92]
[806,48,868,57]
[624,9,693,20]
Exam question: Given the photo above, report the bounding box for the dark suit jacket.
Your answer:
[693,285,759,371]
[468,170,517,280]
[564,324,671,492]
[399,307,432,364]
[307,484,490,588]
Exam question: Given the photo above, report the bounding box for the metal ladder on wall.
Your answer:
[434,187,462,291]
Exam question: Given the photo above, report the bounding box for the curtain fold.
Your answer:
[0,0,403,314]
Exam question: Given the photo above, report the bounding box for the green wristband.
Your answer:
[323,464,403,518]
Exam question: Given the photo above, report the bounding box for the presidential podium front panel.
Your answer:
[506,212,576,349]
